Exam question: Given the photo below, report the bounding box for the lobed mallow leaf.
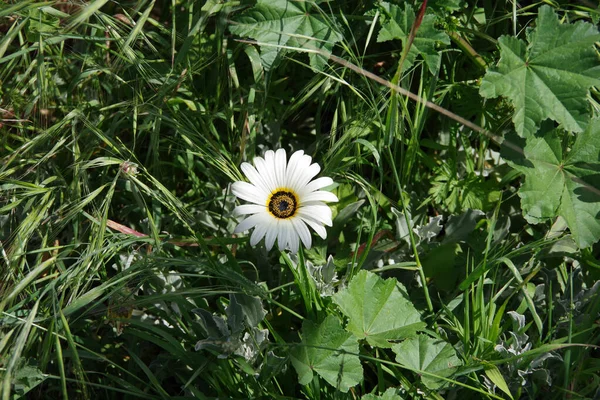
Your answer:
[480,5,600,138]
[333,270,425,347]
[503,119,600,248]
[375,2,450,75]
[228,0,343,70]
[290,315,363,392]
[392,334,462,390]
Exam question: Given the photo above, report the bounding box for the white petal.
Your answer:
[288,150,305,167]
[249,154,265,173]
[291,218,312,249]
[301,177,334,194]
[285,150,306,187]
[278,220,297,251]
[298,204,333,226]
[234,213,270,233]
[300,191,338,203]
[284,221,294,252]
[291,163,320,192]
[275,148,287,188]
[263,150,275,161]
[299,216,328,239]
[241,162,270,194]
[233,204,266,216]
[265,219,278,250]
[277,221,288,251]
[232,181,268,205]
[264,150,277,187]
[288,224,299,254]
[250,221,268,246]
[287,153,314,191]
[254,156,277,191]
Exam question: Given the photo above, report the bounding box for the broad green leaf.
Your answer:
[362,387,405,400]
[290,316,363,392]
[422,243,461,292]
[392,334,462,390]
[503,120,600,248]
[228,0,343,70]
[480,5,600,137]
[442,209,485,244]
[375,2,450,75]
[226,293,267,335]
[12,359,46,398]
[26,7,60,41]
[332,270,425,347]
[428,0,464,12]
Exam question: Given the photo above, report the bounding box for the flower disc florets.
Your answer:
[232,149,338,253]
[268,190,298,218]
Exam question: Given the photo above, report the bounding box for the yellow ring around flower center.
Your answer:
[267,190,298,219]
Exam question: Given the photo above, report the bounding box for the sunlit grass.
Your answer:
[1,0,599,399]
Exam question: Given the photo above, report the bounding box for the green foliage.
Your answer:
[421,242,461,291]
[484,364,514,400]
[290,315,363,392]
[375,2,450,74]
[194,294,268,360]
[1,0,600,398]
[480,5,600,138]
[392,334,462,390]
[428,164,501,213]
[333,270,425,347]
[228,0,343,70]
[9,360,46,398]
[503,120,600,247]
[362,387,404,400]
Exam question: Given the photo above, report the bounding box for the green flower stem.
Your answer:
[282,252,310,316]
[282,248,321,319]
[563,265,574,391]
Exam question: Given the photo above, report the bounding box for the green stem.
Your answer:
[282,248,316,318]
[563,264,573,391]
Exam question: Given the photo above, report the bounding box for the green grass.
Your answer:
[1,0,600,399]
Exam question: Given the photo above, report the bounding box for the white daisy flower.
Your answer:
[232,149,338,253]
